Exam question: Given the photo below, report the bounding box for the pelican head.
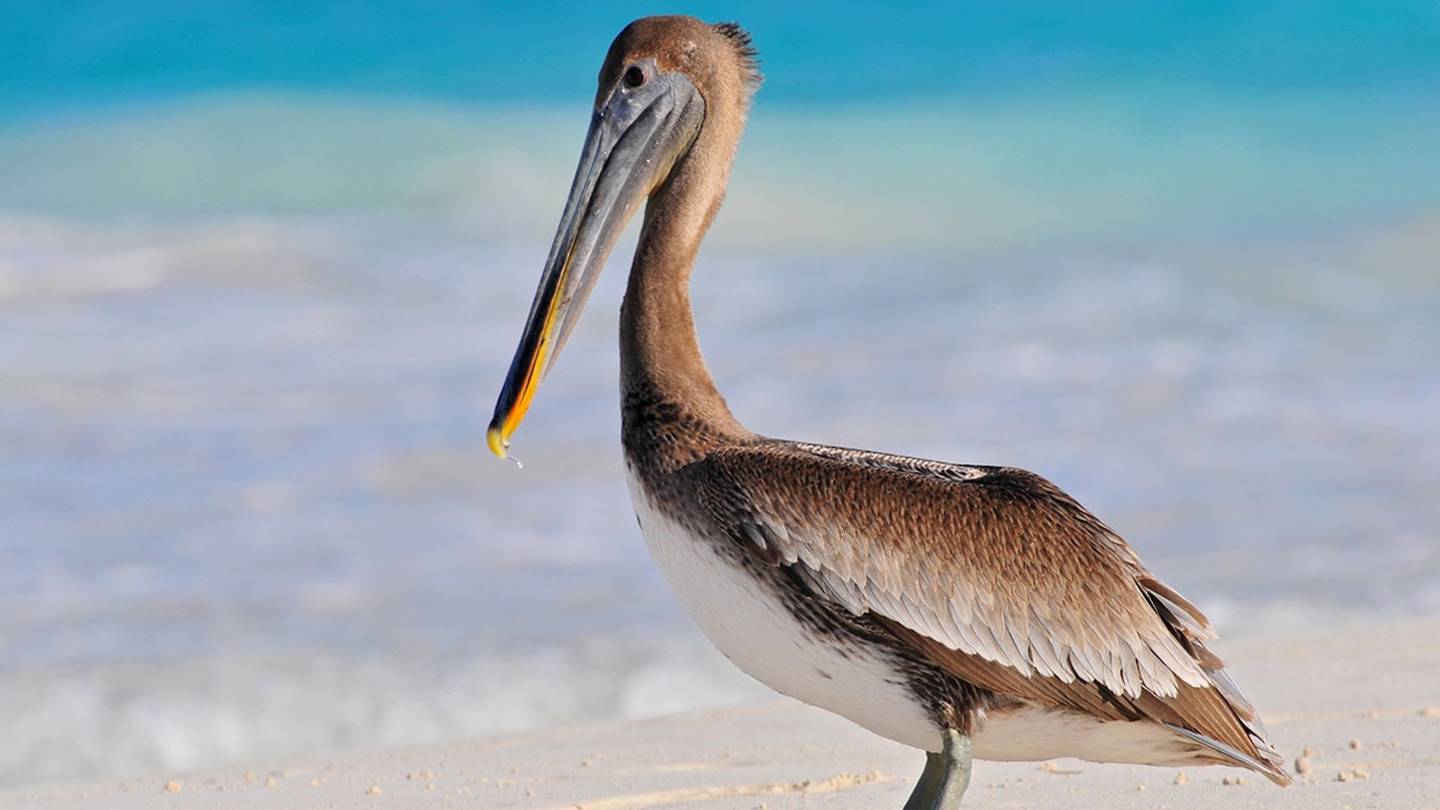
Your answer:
[487,16,760,458]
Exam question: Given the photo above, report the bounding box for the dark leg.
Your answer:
[902,728,972,810]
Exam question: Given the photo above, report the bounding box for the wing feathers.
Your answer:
[694,439,1288,782]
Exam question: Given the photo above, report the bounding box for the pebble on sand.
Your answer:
[1173,772,1189,785]
[163,781,182,794]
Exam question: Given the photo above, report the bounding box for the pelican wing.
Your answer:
[691,439,1289,783]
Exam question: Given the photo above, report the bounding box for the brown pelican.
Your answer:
[487,16,1290,808]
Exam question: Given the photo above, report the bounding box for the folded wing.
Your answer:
[690,439,1289,784]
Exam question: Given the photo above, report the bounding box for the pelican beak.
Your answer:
[487,67,703,458]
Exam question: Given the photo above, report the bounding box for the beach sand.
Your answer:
[4,616,1436,809]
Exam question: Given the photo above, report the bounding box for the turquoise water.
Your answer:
[6,2,1440,116]
[1,2,1438,786]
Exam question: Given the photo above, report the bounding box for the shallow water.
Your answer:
[2,4,1440,784]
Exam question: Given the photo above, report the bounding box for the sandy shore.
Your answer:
[4,616,1437,809]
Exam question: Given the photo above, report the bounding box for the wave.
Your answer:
[1,90,1438,252]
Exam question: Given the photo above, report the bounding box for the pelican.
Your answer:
[487,16,1290,808]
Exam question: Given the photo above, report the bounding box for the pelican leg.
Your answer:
[902,729,972,810]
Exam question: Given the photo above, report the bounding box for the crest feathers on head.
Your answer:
[712,22,763,92]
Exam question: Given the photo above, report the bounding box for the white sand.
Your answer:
[4,616,1437,809]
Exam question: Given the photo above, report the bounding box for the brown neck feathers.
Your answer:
[619,89,750,465]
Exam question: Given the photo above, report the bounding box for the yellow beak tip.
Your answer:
[486,426,509,459]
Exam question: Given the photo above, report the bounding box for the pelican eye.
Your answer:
[622,65,648,89]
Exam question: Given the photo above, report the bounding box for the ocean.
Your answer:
[1,1,1438,785]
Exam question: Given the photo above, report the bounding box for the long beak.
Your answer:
[487,71,702,458]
